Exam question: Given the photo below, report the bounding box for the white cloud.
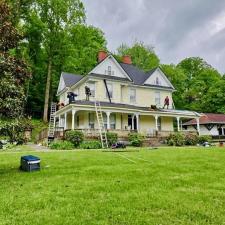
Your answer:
[83,0,225,73]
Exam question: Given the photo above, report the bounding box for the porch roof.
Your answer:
[183,113,225,125]
[55,100,200,118]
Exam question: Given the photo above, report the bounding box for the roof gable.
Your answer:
[88,55,132,81]
[57,74,66,94]
[57,72,83,95]
[143,68,175,89]
[62,72,83,87]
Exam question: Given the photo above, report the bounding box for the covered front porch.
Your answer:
[54,101,201,137]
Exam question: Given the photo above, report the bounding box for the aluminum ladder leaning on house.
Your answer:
[95,101,108,148]
[48,102,57,145]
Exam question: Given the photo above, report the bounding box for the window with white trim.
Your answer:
[130,88,136,103]
[88,82,95,97]
[106,82,113,98]
[110,114,116,129]
[155,91,161,105]
[103,113,116,129]
[88,113,95,129]
[157,117,161,131]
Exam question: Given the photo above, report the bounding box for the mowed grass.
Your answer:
[1,147,225,225]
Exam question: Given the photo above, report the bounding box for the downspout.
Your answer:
[104,79,111,103]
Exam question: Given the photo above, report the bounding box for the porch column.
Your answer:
[177,117,180,132]
[64,112,67,130]
[132,115,135,130]
[196,118,200,135]
[180,119,183,131]
[135,113,139,132]
[59,115,62,127]
[106,111,111,130]
[154,115,158,131]
[54,116,57,128]
[72,109,76,130]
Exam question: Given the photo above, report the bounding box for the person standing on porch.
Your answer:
[163,96,169,109]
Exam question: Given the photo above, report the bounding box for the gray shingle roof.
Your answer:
[89,73,131,82]
[61,72,83,87]
[61,60,172,89]
[119,62,151,85]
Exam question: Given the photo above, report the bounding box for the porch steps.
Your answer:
[95,101,108,148]
[48,102,57,144]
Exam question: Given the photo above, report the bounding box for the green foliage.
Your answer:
[176,57,222,112]
[106,132,118,146]
[117,41,160,72]
[0,1,31,118]
[184,133,199,146]
[31,119,48,142]
[198,135,212,144]
[79,140,102,149]
[160,64,186,109]
[65,130,84,147]
[128,132,144,147]
[167,132,185,146]
[49,140,74,150]
[0,117,33,144]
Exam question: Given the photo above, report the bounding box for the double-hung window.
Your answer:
[103,113,116,129]
[110,114,116,129]
[130,88,136,103]
[155,91,161,106]
[88,113,95,129]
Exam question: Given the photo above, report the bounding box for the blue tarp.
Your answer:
[21,155,40,161]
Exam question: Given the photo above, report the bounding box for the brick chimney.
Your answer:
[122,55,132,64]
[98,50,108,62]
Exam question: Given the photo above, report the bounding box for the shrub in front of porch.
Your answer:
[49,140,74,150]
[128,132,144,147]
[106,132,118,146]
[65,130,84,147]
[79,140,102,149]
[167,132,185,146]
[185,133,199,146]
[198,135,212,144]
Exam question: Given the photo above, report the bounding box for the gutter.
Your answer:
[104,79,111,103]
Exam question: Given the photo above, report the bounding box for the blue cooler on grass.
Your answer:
[20,155,40,172]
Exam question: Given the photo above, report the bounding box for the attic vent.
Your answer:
[105,66,114,76]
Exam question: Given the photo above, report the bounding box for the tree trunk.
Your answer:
[43,57,52,122]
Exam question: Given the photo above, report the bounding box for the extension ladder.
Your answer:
[95,101,108,148]
[48,102,57,144]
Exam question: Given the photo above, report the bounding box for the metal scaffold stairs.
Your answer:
[48,102,57,144]
[95,101,108,149]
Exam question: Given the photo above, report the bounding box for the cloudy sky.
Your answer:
[82,0,225,74]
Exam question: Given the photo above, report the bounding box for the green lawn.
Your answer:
[1,147,225,225]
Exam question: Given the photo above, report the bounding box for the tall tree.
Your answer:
[0,0,31,118]
[117,42,160,72]
[177,57,221,111]
[32,0,85,122]
[62,25,107,75]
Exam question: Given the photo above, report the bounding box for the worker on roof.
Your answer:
[163,96,169,109]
